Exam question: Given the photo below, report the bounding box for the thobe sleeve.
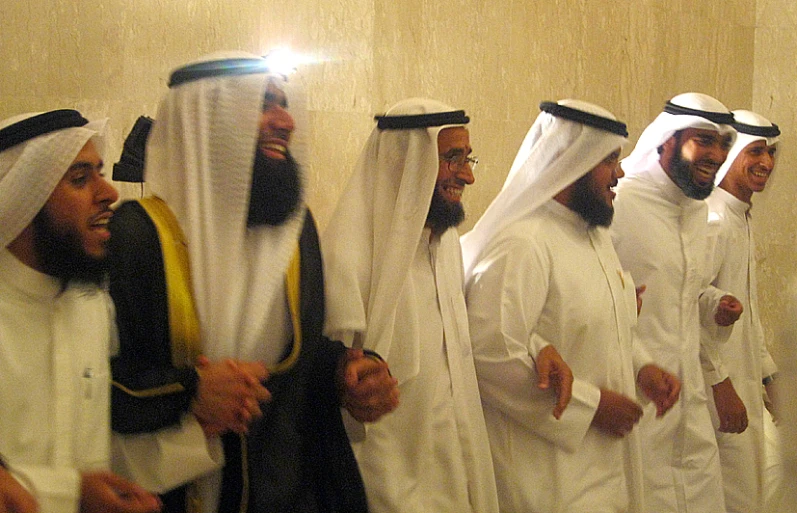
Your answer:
[631,340,655,380]
[108,201,200,433]
[9,464,81,513]
[699,218,732,386]
[467,239,600,453]
[111,415,223,494]
[761,345,778,381]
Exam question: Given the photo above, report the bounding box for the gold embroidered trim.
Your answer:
[136,196,202,368]
[111,380,186,397]
[269,246,302,375]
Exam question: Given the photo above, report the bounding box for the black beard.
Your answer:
[569,173,614,227]
[32,209,108,287]
[426,187,465,235]
[247,150,302,226]
[669,150,714,200]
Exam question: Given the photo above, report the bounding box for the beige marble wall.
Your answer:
[753,3,797,509]
[752,0,797,359]
[1,0,793,342]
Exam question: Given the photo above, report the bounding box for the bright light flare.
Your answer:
[263,48,320,76]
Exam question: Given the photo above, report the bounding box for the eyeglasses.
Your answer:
[439,154,479,173]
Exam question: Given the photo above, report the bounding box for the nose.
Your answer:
[615,163,625,180]
[458,162,475,185]
[708,141,729,164]
[270,105,295,134]
[761,151,775,171]
[96,174,119,205]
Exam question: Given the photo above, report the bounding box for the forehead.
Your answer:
[263,80,287,107]
[437,126,470,153]
[743,139,776,151]
[680,127,730,143]
[67,140,101,168]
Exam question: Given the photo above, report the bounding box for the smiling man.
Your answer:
[322,98,500,513]
[611,92,742,513]
[703,110,782,513]
[462,100,679,513]
[108,52,397,513]
[0,110,160,513]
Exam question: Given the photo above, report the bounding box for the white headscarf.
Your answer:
[145,51,306,360]
[322,97,469,382]
[461,99,628,281]
[621,92,737,176]
[0,110,106,248]
[714,109,780,185]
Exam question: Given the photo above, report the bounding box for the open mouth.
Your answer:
[442,185,464,202]
[261,140,288,160]
[694,163,718,183]
[89,213,112,237]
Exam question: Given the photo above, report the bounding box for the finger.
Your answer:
[536,358,551,390]
[244,397,263,418]
[238,361,268,383]
[554,368,574,418]
[250,382,272,403]
[552,374,572,420]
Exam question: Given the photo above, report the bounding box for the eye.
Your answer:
[69,172,89,187]
[263,92,288,110]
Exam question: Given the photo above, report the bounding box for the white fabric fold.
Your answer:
[145,51,305,361]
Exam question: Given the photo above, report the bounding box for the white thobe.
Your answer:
[466,201,650,513]
[0,249,113,513]
[347,228,497,513]
[704,188,778,512]
[611,165,729,513]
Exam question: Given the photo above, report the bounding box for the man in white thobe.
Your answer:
[0,110,160,513]
[704,109,781,512]
[462,100,680,513]
[611,92,743,513]
[323,99,570,513]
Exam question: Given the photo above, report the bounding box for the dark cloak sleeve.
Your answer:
[109,200,199,434]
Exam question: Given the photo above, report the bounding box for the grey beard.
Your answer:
[247,150,302,226]
[669,151,714,200]
[32,209,108,288]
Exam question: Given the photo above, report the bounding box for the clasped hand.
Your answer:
[338,349,399,423]
[715,295,743,327]
[192,356,271,437]
[592,364,680,438]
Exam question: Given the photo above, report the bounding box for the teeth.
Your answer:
[263,142,286,154]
